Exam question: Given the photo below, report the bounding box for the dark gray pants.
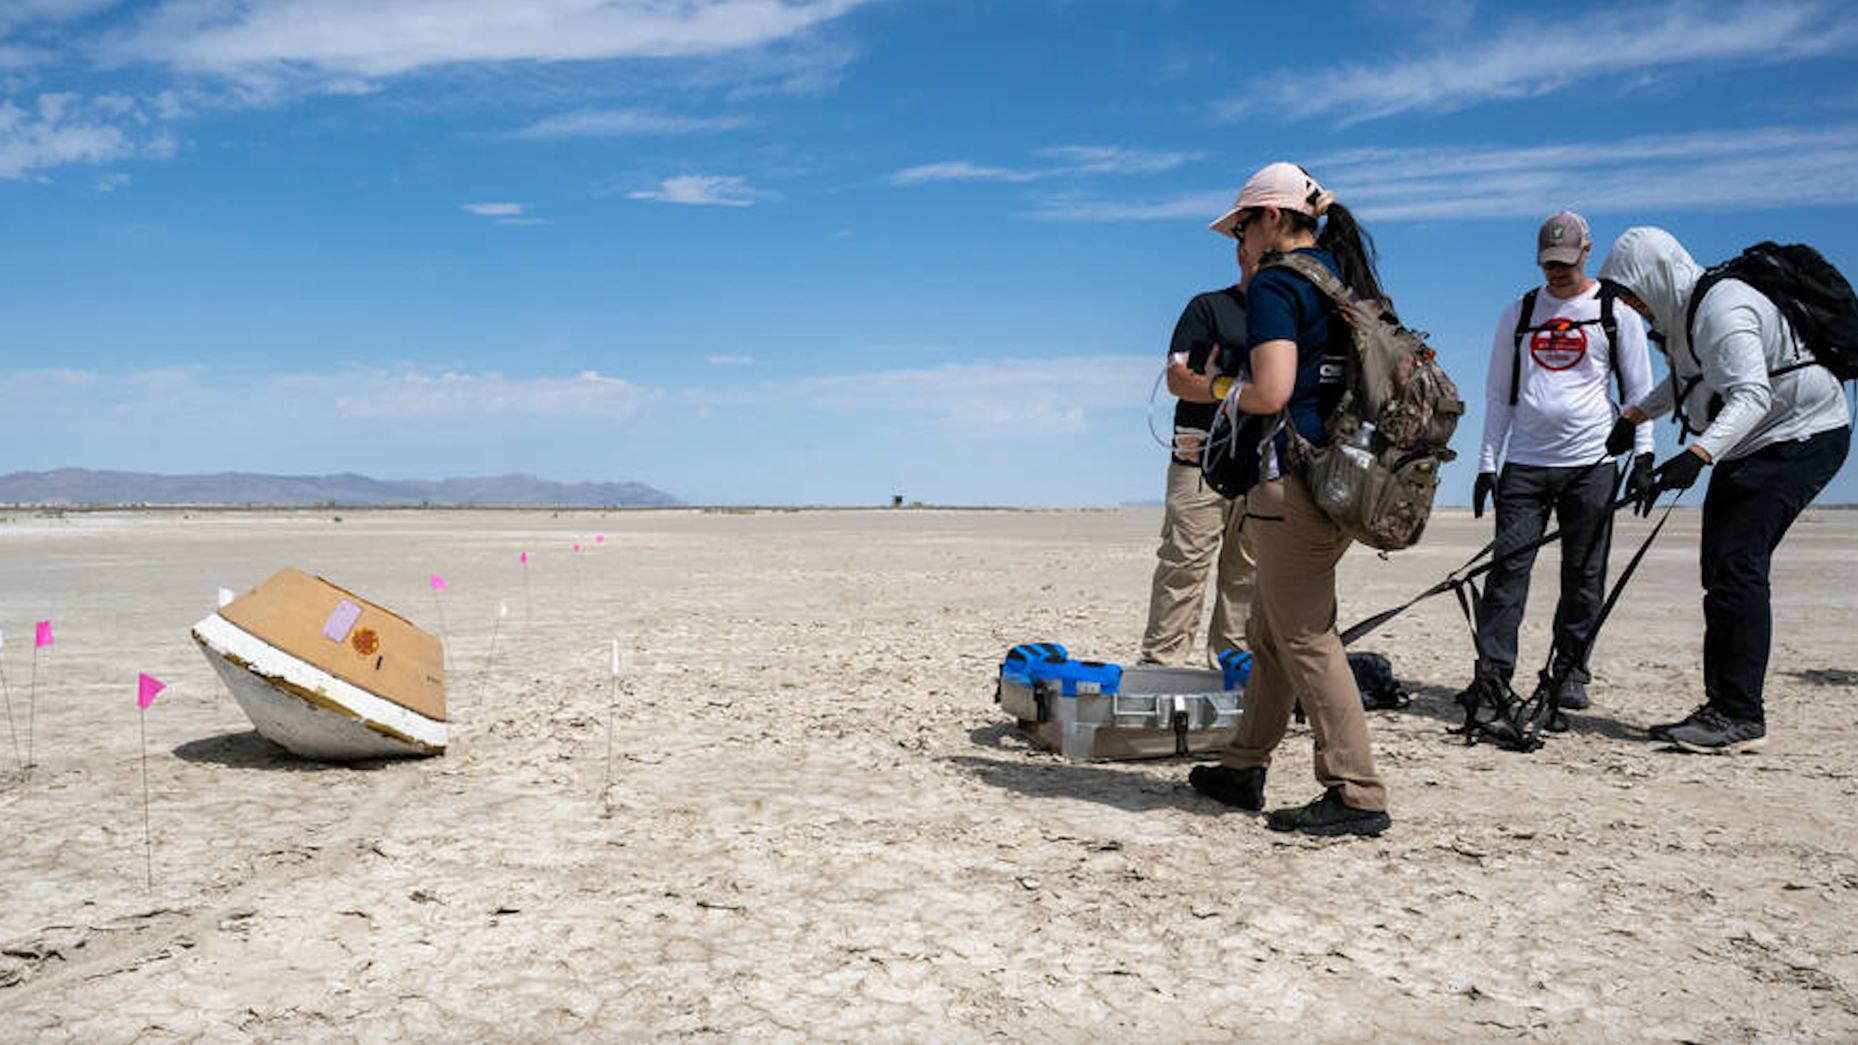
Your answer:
[1475,460,1617,683]
[1700,426,1850,723]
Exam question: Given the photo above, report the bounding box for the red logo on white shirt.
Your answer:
[1530,320,1589,371]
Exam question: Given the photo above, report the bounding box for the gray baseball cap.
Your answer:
[1538,210,1591,265]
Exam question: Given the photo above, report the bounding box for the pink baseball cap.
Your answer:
[1209,162,1335,238]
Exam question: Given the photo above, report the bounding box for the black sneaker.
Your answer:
[1188,764,1266,811]
[1664,707,1766,754]
[1455,667,1510,710]
[1647,704,1711,742]
[1264,790,1390,837]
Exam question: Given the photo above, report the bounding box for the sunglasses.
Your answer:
[1231,211,1258,245]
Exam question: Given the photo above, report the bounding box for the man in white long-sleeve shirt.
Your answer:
[1600,226,1851,753]
[1464,211,1654,712]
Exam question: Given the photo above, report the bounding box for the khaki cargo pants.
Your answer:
[1140,461,1254,668]
[1220,475,1387,812]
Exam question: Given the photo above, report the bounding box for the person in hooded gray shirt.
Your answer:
[1598,226,1850,754]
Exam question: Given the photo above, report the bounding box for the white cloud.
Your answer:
[1020,190,1233,224]
[1313,126,1858,220]
[1225,1,1858,124]
[512,108,751,140]
[0,355,1150,444]
[333,369,655,418]
[461,201,549,224]
[628,173,762,207]
[0,91,174,178]
[705,354,754,366]
[462,202,526,216]
[0,364,657,425]
[891,146,1198,187]
[104,0,889,79]
[891,160,1039,185]
[1032,145,1196,176]
[1022,125,1858,224]
[0,0,124,32]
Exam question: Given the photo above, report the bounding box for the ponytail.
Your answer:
[1281,202,1386,304]
[1315,203,1385,304]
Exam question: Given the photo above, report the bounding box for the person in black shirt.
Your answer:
[1139,281,1255,667]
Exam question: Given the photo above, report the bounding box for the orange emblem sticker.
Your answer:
[351,628,380,656]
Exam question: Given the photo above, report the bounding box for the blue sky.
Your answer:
[2,0,1856,507]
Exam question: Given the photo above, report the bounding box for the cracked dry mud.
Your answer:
[2,506,1856,1043]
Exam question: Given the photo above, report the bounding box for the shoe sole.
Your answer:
[1265,812,1391,837]
[1671,734,1767,755]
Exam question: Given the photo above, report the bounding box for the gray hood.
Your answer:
[1597,226,1701,354]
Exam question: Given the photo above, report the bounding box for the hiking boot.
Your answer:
[1664,707,1767,754]
[1264,790,1391,837]
[1553,677,1591,711]
[1647,704,1711,742]
[1188,764,1266,811]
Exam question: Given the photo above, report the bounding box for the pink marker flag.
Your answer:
[573,543,581,553]
[430,574,446,592]
[137,673,166,710]
[519,551,528,564]
[595,534,605,545]
[35,621,53,647]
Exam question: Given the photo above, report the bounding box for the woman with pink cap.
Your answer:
[1167,161,1393,837]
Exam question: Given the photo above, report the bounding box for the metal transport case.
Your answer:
[996,643,1244,761]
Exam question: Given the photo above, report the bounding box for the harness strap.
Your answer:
[1510,284,1622,406]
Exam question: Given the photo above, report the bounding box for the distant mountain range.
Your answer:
[0,469,680,508]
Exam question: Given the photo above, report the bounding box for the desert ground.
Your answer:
[1,505,1856,1044]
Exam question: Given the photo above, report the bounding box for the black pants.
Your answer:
[1700,426,1851,723]
[1475,460,1617,683]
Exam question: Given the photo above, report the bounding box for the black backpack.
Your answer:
[1684,242,1858,383]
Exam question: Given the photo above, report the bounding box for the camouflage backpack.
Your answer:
[1267,252,1463,551]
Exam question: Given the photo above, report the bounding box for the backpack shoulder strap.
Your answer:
[1510,288,1540,407]
[1596,280,1622,401]
[1266,251,1353,309]
[1676,265,1733,445]
[1684,267,1728,370]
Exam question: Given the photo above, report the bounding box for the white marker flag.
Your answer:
[610,638,620,677]
[218,587,236,607]
[498,600,509,619]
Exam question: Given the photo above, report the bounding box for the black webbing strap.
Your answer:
[1509,288,1539,407]
[1338,457,1616,647]
[1497,493,1678,751]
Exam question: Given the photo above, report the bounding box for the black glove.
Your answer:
[1606,416,1636,457]
[1473,471,1497,519]
[1623,453,1655,504]
[1636,449,1707,516]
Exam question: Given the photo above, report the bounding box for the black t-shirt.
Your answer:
[1170,285,1248,433]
